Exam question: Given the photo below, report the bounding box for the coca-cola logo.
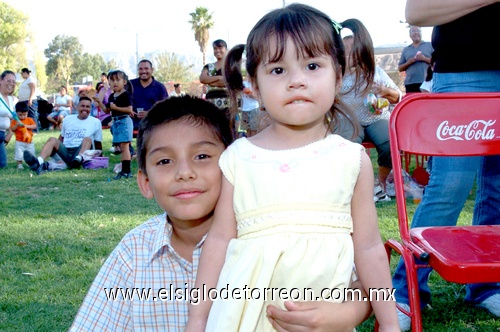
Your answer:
[436,120,497,141]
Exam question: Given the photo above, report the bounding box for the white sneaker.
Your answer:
[17,164,24,170]
[397,303,411,331]
[477,294,500,316]
[374,186,391,203]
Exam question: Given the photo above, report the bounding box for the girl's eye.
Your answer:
[270,67,284,75]
[307,63,319,71]
[157,159,172,165]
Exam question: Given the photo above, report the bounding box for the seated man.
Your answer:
[23,96,102,174]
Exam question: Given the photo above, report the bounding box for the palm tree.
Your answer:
[189,7,214,66]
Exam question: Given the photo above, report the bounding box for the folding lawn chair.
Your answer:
[380,92,500,331]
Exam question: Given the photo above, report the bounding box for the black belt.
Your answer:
[112,115,129,120]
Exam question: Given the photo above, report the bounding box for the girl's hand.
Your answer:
[110,102,115,110]
[267,301,361,332]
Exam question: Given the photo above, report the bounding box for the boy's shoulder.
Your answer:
[114,213,170,257]
[22,117,36,125]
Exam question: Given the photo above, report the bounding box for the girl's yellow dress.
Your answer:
[206,134,363,331]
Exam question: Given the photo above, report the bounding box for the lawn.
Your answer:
[0,130,498,331]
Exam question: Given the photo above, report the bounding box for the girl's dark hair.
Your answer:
[224,3,358,135]
[137,95,233,174]
[1,70,15,79]
[340,18,375,96]
[108,70,133,95]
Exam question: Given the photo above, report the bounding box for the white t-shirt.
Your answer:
[61,114,102,148]
[0,95,15,131]
[240,81,260,112]
[18,76,37,101]
[420,80,433,93]
[56,94,72,113]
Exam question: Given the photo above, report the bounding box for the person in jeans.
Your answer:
[392,1,500,330]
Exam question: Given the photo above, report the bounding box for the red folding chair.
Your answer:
[382,93,500,331]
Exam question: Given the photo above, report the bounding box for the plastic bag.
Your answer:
[386,169,425,202]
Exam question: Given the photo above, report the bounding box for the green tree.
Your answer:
[73,53,107,86]
[0,2,29,70]
[44,35,83,88]
[189,7,214,66]
[154,51,195,84]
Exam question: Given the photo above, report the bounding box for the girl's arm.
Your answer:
[110,104,134,115]
[405,0,497,26]
[351,153,399,331]
[185,177,237,331]
[93,97,109,114]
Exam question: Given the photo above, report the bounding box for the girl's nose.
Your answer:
[287,70,307,90]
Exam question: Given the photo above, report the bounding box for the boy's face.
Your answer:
[17,111,28,120]
[137,121,226,227]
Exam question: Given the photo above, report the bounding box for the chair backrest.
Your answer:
[389,92,500,243]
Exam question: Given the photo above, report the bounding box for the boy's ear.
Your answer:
[137,169,154,199]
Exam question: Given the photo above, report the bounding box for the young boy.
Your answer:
[70,95,233,330]
[70,96,371,331]
[11,101,37,169]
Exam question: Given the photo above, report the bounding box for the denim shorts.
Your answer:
[112,116,133,144]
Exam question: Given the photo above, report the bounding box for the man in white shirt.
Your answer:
[23,96,102,174]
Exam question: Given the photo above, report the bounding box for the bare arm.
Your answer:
[200,68,226,87]
[185,178,237,331]
[398,57,416,72]
[28,82,36,106]
[110,103,134,115]
[405,0,498,26]
[352,153,399,331]
[266,280,372,331]
[92,96,109,114]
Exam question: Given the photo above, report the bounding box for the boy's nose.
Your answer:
[176,161,196,180]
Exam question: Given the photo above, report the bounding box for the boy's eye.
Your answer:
[196,154,210,160]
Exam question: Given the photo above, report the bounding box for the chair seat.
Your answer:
[410,225,500,284]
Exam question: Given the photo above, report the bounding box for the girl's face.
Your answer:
[109,75,125,92]
[253,37,340,132]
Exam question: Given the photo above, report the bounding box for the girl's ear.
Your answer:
[250,78,261,100]
[137,169,154,199]
[335,73,343,93]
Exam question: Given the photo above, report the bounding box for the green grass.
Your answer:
[0,131,498,331]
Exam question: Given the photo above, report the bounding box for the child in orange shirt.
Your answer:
[11,101,37,169]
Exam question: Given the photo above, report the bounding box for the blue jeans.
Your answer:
[0,130,6,168]
[392,70,500,306]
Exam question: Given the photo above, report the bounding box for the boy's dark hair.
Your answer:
[174,83,180,88]
[213,39,227,48]
[137,95,233,174]
[15,101,29,113]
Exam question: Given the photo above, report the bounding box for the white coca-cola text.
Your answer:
[436,120,496,141]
